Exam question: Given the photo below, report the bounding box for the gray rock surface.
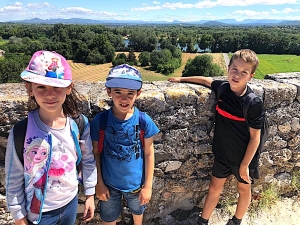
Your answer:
[0,72,300,224]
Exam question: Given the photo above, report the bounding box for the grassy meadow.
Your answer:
[255,54,300,79]
[0,39,8,45]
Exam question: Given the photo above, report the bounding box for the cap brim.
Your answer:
[20,71,72,88]
[105,78,142,90]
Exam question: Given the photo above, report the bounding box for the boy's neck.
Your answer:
[111,106,135,121]
[231,85,248,97]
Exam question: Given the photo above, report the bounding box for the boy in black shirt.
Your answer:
[168,49,265,225]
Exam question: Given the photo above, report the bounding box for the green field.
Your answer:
[0,39,8,45]
[255,54,300,79]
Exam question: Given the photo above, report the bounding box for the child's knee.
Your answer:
[237,183,251,194]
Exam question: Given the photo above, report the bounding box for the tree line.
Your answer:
[0,23,300,83]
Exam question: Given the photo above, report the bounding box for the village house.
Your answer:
[0,49,5,57]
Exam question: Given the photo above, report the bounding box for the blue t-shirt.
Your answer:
[90,107,160,192]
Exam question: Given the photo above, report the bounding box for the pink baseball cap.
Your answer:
[20,50,72,87]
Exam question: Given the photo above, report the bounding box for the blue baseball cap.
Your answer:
[105,64,142,90]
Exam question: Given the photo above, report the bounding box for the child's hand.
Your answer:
[139,186,152,205]
[15,217,29,225]
[239,165,251,184]
[95,183,110,201]
[168,77,181,82]
[83,195,95,222]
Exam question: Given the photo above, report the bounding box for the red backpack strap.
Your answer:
[138,111,146,149]
[98,110,109,153]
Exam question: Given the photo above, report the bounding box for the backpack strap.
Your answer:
[98,110,109,153]
[242,92,257,122]
[207,82,230,136]
[138,111,146,149]
[242,92,269,155]
[13,115,87,166]
[13,117,28,165]
[71,114,88,167]
[97,110,146,153]
[216,81,229,100]
[73,114,86,136]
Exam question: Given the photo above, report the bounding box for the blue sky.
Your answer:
[0,1,300,22]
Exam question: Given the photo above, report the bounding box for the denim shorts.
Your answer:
[28,195,78,225]
[212,158,259,184]
[99,185,146,223]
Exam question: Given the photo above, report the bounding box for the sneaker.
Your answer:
[198,216,208,225]
[225,219,236,225]
[198,222,208,225]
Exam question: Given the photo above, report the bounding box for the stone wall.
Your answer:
[0,72,300,224]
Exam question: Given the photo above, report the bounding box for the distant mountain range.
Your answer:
[3,18,300,26]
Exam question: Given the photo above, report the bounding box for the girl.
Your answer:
[5,50,97,225]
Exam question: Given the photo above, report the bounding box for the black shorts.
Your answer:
[212,158,259,184]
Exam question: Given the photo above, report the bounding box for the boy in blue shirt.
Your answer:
[90,64,160,225]
[169,49,265,225]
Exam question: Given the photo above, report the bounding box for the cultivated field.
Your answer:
[67,53,300,82]
[71,53,227,82]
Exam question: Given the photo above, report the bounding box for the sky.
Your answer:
[0,0,300,22]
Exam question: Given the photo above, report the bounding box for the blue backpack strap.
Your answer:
[71,114,88,166]
[98,110,109,153]
[138,111,146,149]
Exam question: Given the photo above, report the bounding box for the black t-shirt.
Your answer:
[211,80,265,168]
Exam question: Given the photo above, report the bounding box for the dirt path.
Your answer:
[222,53,230,71]
[208,197,300,225]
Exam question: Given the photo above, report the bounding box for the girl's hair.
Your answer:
[228,49,259,74]
[26,82,87,118]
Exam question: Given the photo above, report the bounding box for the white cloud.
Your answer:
[234,9,270,17]
[27,2,52,9]
[270,7,299,14]
[131,0,300,11]
[271,9,281,13]
[282,7,299,13]
[163,2,194,9]
[60,7,93,14]
[0,2,23,12]
[98,11,118,17]
[131,6,162,11]
[1,1,300,22]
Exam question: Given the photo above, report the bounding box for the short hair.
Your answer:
[229,49,259,74]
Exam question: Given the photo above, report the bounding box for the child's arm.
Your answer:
[139,137,155,205]
[83,195,94,222]
[78,122,97,221]
[168,76,213,87]
[15,217,29,225]
[239,127,261,183]
[93,141,110,201]
[5,129,28,222]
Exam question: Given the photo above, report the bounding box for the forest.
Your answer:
[0,23,300,83]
